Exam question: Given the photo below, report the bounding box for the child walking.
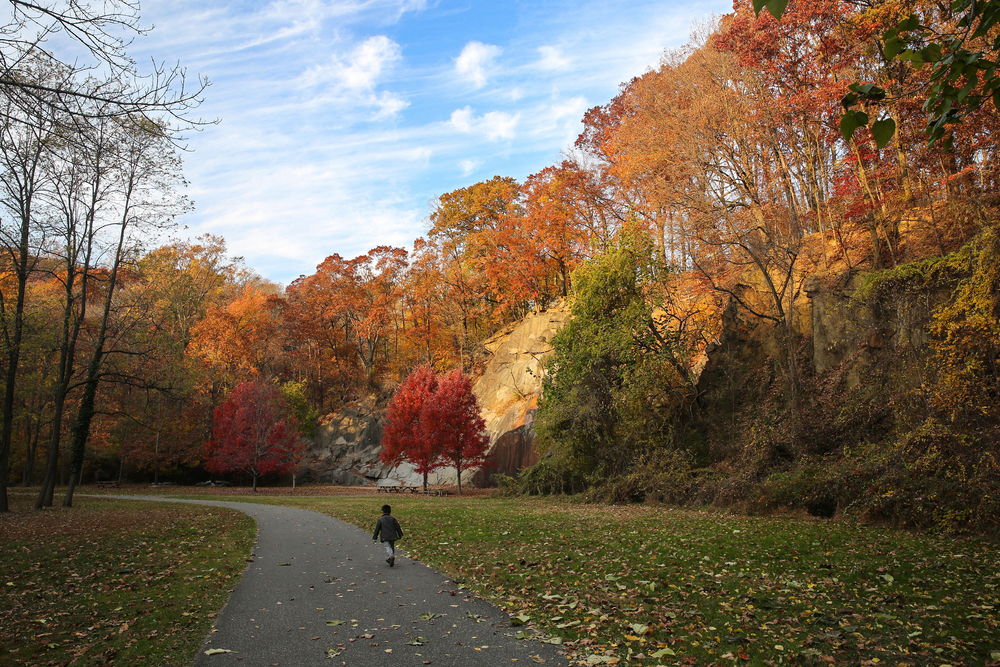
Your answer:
[372,504,403,567]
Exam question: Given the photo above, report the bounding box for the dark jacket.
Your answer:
[373,514,403,542]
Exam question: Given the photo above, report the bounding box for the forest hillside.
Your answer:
[2,0,997,532]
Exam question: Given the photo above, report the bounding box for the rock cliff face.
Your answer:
[803,276,948,389]
[693,274,945,400]
[471,302,571,485]
[299,302,571,487]
[298,273,944,488]
[297,398,386,486]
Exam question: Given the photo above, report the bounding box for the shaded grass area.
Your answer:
[218,494,1000,667]
[0,493,255,667]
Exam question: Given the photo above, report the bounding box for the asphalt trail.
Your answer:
[121,497,570,667]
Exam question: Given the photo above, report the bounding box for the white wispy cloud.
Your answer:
[449,106,520,140]
[454,41,502,88]
[301,35,402,90]
[483,111,520,140]
[551,95,588,121]
[536,45,570,71]
[128,0,733,284]
[342,35,402,89]
[373,91,410,119]
[449,106,474,132]
[459,158,482,176]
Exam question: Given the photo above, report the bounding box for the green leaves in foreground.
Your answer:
[838,107,896,149]
[871,118,897,149]
[752,0,789,19]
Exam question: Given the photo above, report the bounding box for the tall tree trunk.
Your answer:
[37,266,86,510]
[0,130,46,512]
[64,199,130,507]
[35,191,96,508]
[849,139,886,268]
[36,385,70,509]
[63,351,102,506]
[21,421,36,487]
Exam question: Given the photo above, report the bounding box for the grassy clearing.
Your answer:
[0,493,254,667]
[221,494,1000,667]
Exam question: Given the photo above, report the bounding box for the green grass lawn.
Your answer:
[0,493,254,667]
[5,489,998,667]
[223,494,1000,667]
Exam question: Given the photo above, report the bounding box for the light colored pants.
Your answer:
[384,541,395,557]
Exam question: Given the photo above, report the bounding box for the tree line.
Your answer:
[3,0,998,511]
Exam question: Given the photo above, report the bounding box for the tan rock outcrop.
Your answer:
[471,301,571,484]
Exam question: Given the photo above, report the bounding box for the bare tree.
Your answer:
[0,0,202,512]
[0,69,57,512]
[0,0,207,128]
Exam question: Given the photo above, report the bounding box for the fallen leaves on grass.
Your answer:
[0,494,253,667]
[298,495,1000,667]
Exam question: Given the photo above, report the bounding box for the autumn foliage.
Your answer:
[380,365,487,494]
[205,381,304,491]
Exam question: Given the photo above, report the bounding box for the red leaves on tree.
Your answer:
[423,369,488,496]
[380,365,488,494]
[205,381,304,490]
[380,365,439,488]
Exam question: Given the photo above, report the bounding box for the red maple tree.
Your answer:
[423,368,489,495]
[205,381,304,491]
[380,365,488,494]
[380,365,441,491]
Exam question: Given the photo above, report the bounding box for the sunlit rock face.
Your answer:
[470,301,571,486]
[299,301,570,488]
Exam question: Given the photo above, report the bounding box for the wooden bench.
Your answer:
[96,481,120,489]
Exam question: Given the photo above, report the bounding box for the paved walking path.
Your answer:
[124,497,570,667]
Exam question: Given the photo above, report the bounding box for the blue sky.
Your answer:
[128,0,729,285]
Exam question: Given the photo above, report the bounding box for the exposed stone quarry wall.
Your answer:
[695,274,945,397]
[804,275,948,389]
[299,267,945,489]
[471,302,570,480]
[297,399,386,486]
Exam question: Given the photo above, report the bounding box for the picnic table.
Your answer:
[96,480,120,489]
[375,485,451,496]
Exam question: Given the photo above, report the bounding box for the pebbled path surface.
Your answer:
[122,497,570,667]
